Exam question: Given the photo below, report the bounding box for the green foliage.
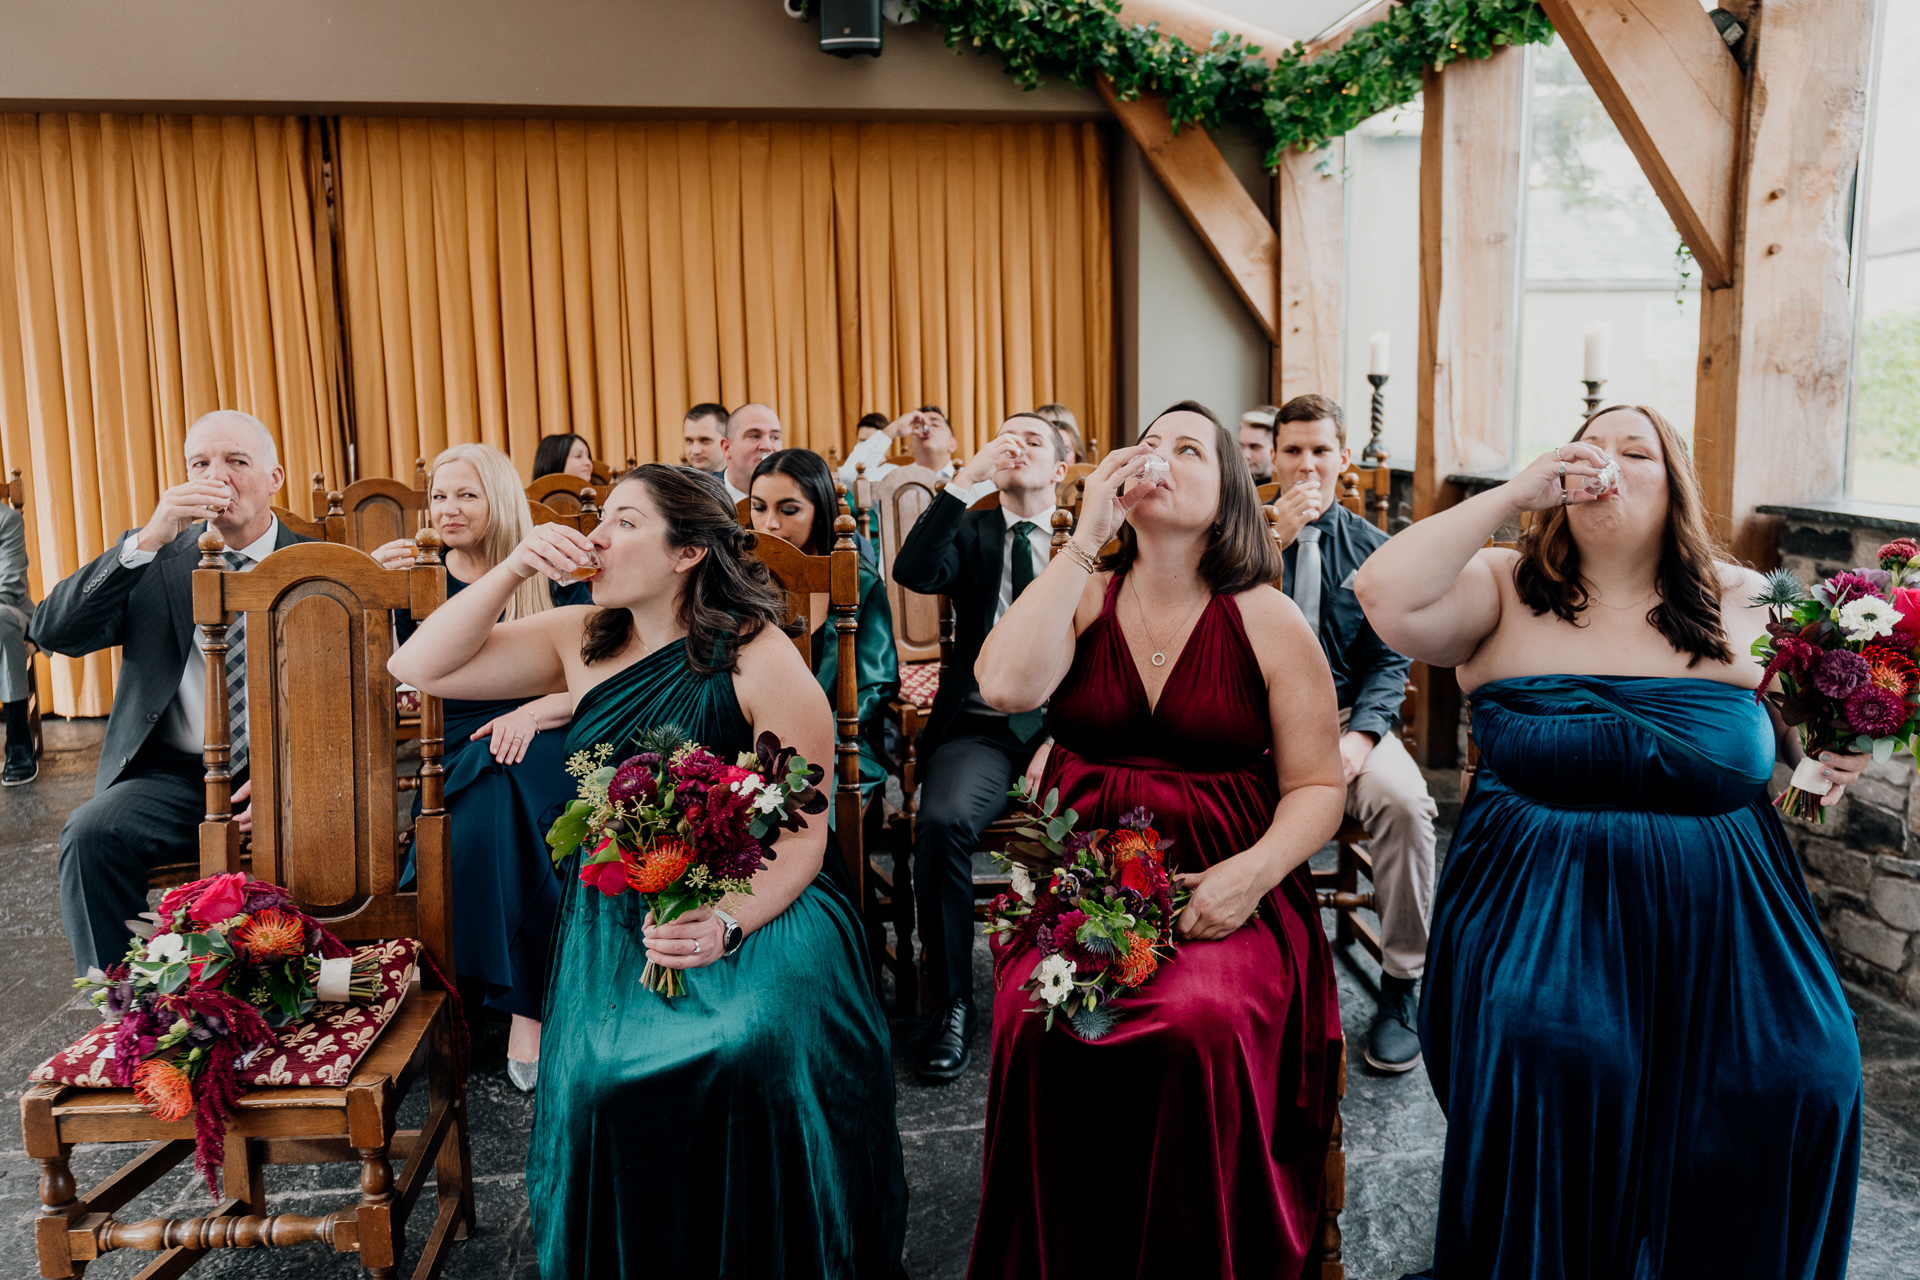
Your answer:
[905,0,1555,166]
[1853,309,1920,469]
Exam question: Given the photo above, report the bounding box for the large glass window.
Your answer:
[1849,0,1920,505]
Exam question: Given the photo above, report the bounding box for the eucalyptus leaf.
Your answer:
[1873,737,1897,763]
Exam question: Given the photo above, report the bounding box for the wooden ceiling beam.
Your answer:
[1537,0,1745,289]
[1098,76,1281,344]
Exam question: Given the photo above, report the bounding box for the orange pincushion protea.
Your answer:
[231,908,307,961]
[134,1059,195,1123]
[1104,828,1163,865]
[626,838,693,894]
[1112,933,1159,988]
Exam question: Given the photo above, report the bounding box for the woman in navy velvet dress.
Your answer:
[1357,405,1866,1279]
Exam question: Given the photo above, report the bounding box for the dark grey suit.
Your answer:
[31,520,310,971]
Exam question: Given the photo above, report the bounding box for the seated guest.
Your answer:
[532,432,596,482]
[722,403,782,504]
[35,411,311,973]
[2,489,33,785]
[389,464,907,1275]
[837,405,986,502]
[683,403,729,474]
[1240,403,1279,485]
[1034,402,1087,465]
[968,402,1345,1274]
[1356,406,1864,1276]
[853,411,888,445]
[748,449,898,817]
[1269,393,1437,1072]
[371,443,590,1093]
[891,412,1069,1081]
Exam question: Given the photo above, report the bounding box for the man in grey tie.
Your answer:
[31,411,311,973]
[1268,394,1438,1074]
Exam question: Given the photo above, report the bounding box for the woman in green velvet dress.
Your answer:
[389,463,908,1278]
[748,448,898,814]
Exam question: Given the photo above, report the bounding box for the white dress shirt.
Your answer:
[963,503,1054,716]
[836,431,992,504]
[724,476,749,506]
[120,518,280,757]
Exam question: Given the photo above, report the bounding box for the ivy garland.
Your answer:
[899,0,1556,168]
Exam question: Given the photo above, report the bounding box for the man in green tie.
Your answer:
[892,411,1071,1082]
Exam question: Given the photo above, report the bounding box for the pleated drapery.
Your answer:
[332,118,1111,472]
[0,114,343,717]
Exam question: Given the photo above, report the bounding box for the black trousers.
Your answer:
[57,740,237,974]
[912,714,1036,1004]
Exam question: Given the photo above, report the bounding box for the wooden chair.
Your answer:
[870,466,945,819]
[735,495,752,528]
[6,467,43,757]
[590,460,613,488]
[528,489,600,536]
[1054,462,1097,517]
[318,477,430,555]
[271,504,329,541]
[526,473,590,519]
[26,530,471,1280]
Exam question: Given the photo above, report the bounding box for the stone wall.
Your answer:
[1769,508,1920,1011]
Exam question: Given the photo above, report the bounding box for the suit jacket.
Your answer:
[29,520,312,793]
[890,489,1019,758]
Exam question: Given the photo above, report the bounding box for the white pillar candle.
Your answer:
[1369,331,1390,377]
[1583,321,1609,382]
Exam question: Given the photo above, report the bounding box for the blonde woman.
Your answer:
[372,443,593,1092]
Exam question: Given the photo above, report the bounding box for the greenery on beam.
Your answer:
[902,0,1556,167]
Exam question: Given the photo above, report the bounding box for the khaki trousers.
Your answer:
[1340,707,1439,980]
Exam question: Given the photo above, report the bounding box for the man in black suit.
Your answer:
[892,412,1069,1081]
[32,410,311,973]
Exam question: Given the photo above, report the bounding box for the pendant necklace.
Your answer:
[1130,575,1207,668]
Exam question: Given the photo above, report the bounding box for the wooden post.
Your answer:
[1273,140,1345,405]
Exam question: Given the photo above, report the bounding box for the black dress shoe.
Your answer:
[1365,974,1422,1073]
[914,996,975,1083]
[1,743,35,787]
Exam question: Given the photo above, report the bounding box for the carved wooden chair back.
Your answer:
[528,488,600,536]
[871,466,945,667]
[319,477,429,555]
[736,495,752,529]
[1054,463,1097,518]
[590,460,613,487]
[526,473,588,516]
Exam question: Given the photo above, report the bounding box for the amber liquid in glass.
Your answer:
[570,563,600,580]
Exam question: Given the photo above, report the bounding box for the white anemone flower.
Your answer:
[1009,865,1036,903]
[1034,953,1077,1006]
[144,933,187,964]
[1837,596,1898,643]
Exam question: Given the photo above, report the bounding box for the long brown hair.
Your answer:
[1100,400,1280,595]
[1513,405,1731,666]
[580,464,786,674]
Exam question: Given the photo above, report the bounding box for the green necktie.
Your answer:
[1006,520,1044,741]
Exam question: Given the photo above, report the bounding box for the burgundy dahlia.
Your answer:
[1824,571,1885,608]
[1812,648,1870,699]
[1846,685,1909,738]
[607,765,654,806]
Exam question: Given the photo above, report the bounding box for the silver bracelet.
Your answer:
[1060,539,1099,574]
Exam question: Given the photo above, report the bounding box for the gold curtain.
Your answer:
[333,118,1111,473]
[0,114,344,716]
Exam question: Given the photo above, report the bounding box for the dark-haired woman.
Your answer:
[390,464,906,1278]
[969,402,1347,1277]
[749,449,898,816]
[1356,406,1864,1278]
[531,432,594,482]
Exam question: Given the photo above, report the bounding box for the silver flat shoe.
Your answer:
[506,1056,538,1093]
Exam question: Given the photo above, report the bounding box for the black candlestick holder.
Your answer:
[1582,378,1607,420]
[1363,373,1389,467]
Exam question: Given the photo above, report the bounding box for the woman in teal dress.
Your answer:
[1357,405,1866,1278]
[748,448,898,815]
[390,463,908,1278]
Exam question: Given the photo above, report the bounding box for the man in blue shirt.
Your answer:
[1268,394,1438,1074]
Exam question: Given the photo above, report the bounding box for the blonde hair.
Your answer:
[428,443,552,623]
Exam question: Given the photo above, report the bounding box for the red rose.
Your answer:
[577,838,633,897]
[189,873,248,924]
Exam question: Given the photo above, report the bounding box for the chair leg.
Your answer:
[222,1132,265,1217]
[1334,840,1359,947]
[34,1151,86,1278]
[355,1145,399,1278]
[1313,1042,1349,1279]
[429,1013,476,1244]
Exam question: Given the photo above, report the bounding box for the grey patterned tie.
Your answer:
[222,550,250,776]
[1292,526,1323,634]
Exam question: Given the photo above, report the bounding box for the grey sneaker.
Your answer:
[1365,974,1422,1073]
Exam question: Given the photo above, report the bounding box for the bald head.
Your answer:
[184,410,285,547]
[725,403,783,493]
[188,410,280,470]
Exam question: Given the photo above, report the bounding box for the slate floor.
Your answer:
[4,719,1918,1278]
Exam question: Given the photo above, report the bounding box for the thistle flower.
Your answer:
[1813,648,1870,699]
[231,909,306,962]
[1749,568,1810,611]
[1837,596,1899,644]
[1065,1000,1119,1040]
[1846,685,1909,738]
[133,1059,195,1123]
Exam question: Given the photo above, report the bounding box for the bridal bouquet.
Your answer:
[1752,539,1920,821]
[546,726,826,995]
[74,873,382,1186]
[983,781,1186,1040]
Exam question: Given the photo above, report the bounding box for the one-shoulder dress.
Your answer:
[969,579,1340,1279]
[527,641,909,1278]
[1420,675,1862,1279]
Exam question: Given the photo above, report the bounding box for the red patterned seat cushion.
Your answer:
[898,662,940,709]
[32,938,422,1091]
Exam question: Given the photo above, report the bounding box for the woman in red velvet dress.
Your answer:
[969,401,1347,1278]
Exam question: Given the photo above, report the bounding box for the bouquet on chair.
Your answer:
[545,725,827,996]
[73,873,383,1186]
[983,782,1188,1040]
[1751,540,1920,822]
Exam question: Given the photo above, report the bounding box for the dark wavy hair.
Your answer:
[1513,404,1731,666]
[1100,400,1280,595]
[531,432,591,480]
[580,464,786,674]
[749,448,838,556]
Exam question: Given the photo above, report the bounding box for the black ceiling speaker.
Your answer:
[820,0,882,58]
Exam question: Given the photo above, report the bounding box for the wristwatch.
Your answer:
[713,908,745,957]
